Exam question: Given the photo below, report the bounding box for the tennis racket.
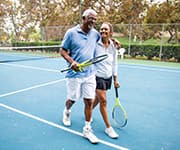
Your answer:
[112,87,128,128]
[60,54,108,73]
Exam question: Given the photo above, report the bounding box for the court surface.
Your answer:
[0,53,180,150]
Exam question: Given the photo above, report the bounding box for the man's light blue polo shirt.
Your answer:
[61,25,100,78]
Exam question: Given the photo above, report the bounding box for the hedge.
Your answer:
[12,41,60,53]
[122,44,180,62]
[12,42,180,62]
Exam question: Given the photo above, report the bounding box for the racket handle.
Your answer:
[60,68,71,73]
[115,87,119,98]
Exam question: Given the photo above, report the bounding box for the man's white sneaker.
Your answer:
[62,109,71,126]
[105,127,119,139]
[83,126,99,144]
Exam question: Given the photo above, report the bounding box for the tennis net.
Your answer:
[0,45,61,63]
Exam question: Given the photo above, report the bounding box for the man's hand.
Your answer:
[112,38,121,49]
[70,61,82,72]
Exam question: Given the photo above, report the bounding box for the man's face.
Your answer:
[83,13,97,30]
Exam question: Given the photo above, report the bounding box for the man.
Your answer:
[60,9,100,144]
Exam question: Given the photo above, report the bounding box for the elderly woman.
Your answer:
[93,22,120,139]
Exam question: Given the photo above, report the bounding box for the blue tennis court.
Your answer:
[0,53,180,150]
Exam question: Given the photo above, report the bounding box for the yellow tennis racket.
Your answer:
[60,54,108,73]
[112,87,128,128]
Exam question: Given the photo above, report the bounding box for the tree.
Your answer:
[145,0,180,43]
[0,0,179,43]
[0,0,14,44]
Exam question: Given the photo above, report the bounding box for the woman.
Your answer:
[93,22,120,139]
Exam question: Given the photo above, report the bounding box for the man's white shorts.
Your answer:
[66,74,96,101]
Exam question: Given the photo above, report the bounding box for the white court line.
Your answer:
[0,103,129,150]
[0,63,60,73]
[0,79,66,98]
[120,64,180,73]
[0,62,129,149]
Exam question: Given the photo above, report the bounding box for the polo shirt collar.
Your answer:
[76,24,93,35]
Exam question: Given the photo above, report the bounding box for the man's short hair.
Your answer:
[82,9,97,18]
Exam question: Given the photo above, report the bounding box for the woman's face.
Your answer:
[99,23,111,39]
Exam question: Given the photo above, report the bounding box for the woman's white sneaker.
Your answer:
[105,127,119,139]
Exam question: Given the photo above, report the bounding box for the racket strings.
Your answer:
[113,106,127,126]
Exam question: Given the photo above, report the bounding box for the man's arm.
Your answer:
[60,48,79,71]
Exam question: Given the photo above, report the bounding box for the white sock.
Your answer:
[64,108,70,113]
[85,121,91,128]
[106,126,112,131]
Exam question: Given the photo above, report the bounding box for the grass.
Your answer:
[113,36,176,45]
[119,58,180,68]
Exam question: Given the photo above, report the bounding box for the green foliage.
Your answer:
[12,41,60,52]
[12,41,60,46]
[122,44,180,62]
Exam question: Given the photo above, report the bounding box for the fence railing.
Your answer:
[1,23,180,60]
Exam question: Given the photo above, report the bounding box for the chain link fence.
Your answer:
[1,23,180,60]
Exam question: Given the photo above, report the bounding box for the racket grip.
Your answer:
[115,87,119,98]
[60,68,71,73]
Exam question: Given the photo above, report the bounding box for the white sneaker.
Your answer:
[62,108,71,126]
[83,126,99,144]
[105,127,119,139]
